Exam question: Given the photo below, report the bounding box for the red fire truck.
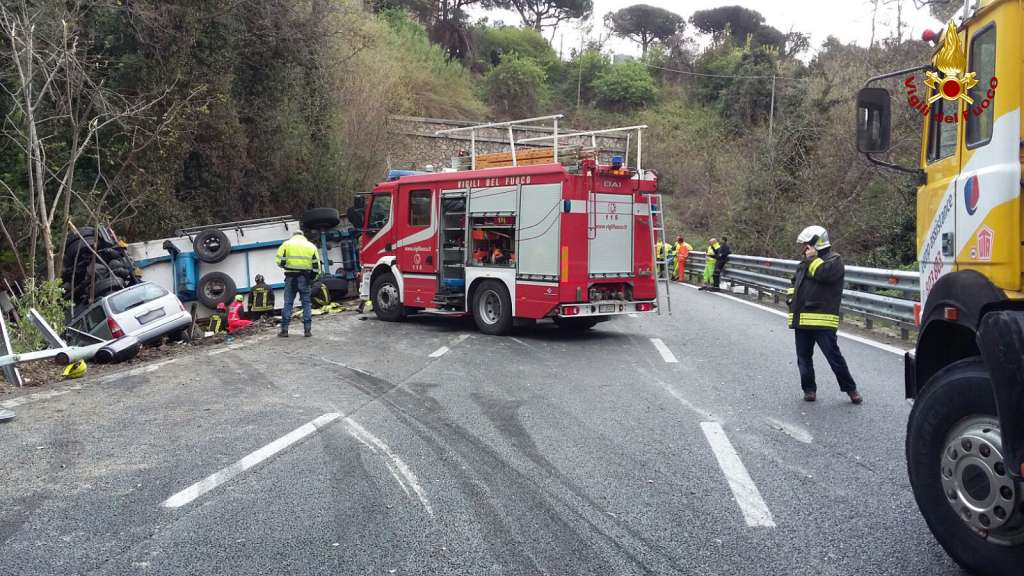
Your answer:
[353,117,669,335]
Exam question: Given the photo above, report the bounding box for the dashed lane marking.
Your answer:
[701,421,776,528]
[650,338,678,363]
[428,333,470,358]
[677,283,907,356]
[162,412,341,508]
[765,417,813,444]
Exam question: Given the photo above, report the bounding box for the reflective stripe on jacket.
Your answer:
[788,250,844,330]
[276,235,321,273]
[248,285,274,312]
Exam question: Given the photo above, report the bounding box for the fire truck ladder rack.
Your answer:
[648,193,672,315]
[435,115,565,170]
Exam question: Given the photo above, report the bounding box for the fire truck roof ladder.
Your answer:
[435,115,564,171]
[648,193,672,315]
[518,124,649,173]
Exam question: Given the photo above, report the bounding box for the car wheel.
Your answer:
[193,229,231,263]
[196,271,237,308]
[371,272,406,322]
[907,357,1024,576]
[472,280,512,335]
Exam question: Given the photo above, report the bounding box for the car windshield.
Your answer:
[107,283,168,314]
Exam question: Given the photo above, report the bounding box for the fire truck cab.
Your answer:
[354,117,665,335]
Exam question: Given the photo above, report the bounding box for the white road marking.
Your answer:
[649,338,678,363]
[656,381,715,420]
[162,412,341,508]
[0,386,80,409]
[97,359,178,385]
[428,334,469,358]
[679,283,908,356]
[628,313,639,318]
[700,421,776,528]
[344,417,433,516]
[208,342,247,356]
[765,417,813,444]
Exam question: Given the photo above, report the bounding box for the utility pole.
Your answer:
[576,34,585,109]
[768,74,776,163]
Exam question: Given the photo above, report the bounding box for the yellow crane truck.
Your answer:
[856,2,1023,574]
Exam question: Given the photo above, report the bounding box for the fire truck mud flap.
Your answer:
[977,310,1024,481]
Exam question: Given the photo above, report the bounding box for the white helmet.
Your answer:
[797,225,830,250]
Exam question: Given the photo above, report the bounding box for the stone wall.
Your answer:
[386,115,630,171]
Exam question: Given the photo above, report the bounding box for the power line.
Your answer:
[642,62,805,81]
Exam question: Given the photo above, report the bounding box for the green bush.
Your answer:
[484,54,549,119]
[11,279,69,353]
[473,25,559,74]
[592,61,657,110]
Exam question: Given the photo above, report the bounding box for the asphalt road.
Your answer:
[0,282,965,575]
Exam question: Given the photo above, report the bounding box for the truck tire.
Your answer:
[302,207,340,230]
[472,280,512,335]
[193,229,231,263]
[371,272,406,322]
[196,271,236,308]
[553,317,601,331]
[907,357,1024,576]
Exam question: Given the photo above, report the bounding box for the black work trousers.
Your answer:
[794,328,857,392]
[713,261,725,288]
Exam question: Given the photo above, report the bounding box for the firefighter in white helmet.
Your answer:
[787,225,862,404]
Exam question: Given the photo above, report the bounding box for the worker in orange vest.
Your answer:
[673,235,692,281]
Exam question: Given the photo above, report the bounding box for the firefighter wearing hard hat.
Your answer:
[788,226,862,404]
[276,230,321,337]
[247,274,275,319]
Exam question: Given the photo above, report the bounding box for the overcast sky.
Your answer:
[470,1,947,59]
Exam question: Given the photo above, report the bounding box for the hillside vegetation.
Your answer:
[1,0,944,284]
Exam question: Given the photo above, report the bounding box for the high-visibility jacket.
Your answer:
[674,242,691,278]
[276,234,321,274]
[656,241,666,260]
[248,284,275,313]
[788,249,844,330]
[227,300,253,333]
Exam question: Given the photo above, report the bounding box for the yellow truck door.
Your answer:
[954,8,1022,294]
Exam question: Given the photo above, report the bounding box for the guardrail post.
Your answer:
[900,327,910,340]
[865,317,873,330]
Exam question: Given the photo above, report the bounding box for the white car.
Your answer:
[66,282,192,347]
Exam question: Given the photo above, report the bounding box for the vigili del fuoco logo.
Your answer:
[903,21,997,123]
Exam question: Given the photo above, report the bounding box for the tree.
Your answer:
[473,24,559,72]
[484,54,548,119]
[690,5,764,45]
[591,61,657,110]
[0,1,181,281]
[604,4,685,58]
[497,0,592,32]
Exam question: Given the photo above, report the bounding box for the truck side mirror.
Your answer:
[856,87,892,154]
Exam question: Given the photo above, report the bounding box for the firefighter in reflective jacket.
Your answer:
[276,230,321,337]
[247,274,275,319]
[788,226,862,404]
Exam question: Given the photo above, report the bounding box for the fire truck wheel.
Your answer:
[371,272,406,322]
[193,229,231,263]
[472,280,512,335]
[907,357,1024,576]
[553,317,600,331]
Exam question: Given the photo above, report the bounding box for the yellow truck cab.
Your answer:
[856,1,1024,574]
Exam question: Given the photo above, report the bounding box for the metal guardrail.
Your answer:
[679,251,919,338]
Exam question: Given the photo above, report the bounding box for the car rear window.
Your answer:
[107,284,168,314]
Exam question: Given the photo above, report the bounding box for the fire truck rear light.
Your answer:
[636,303,654,312]
[107,317,125,338]
[944,306,959,321]
[563,306,580,316]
